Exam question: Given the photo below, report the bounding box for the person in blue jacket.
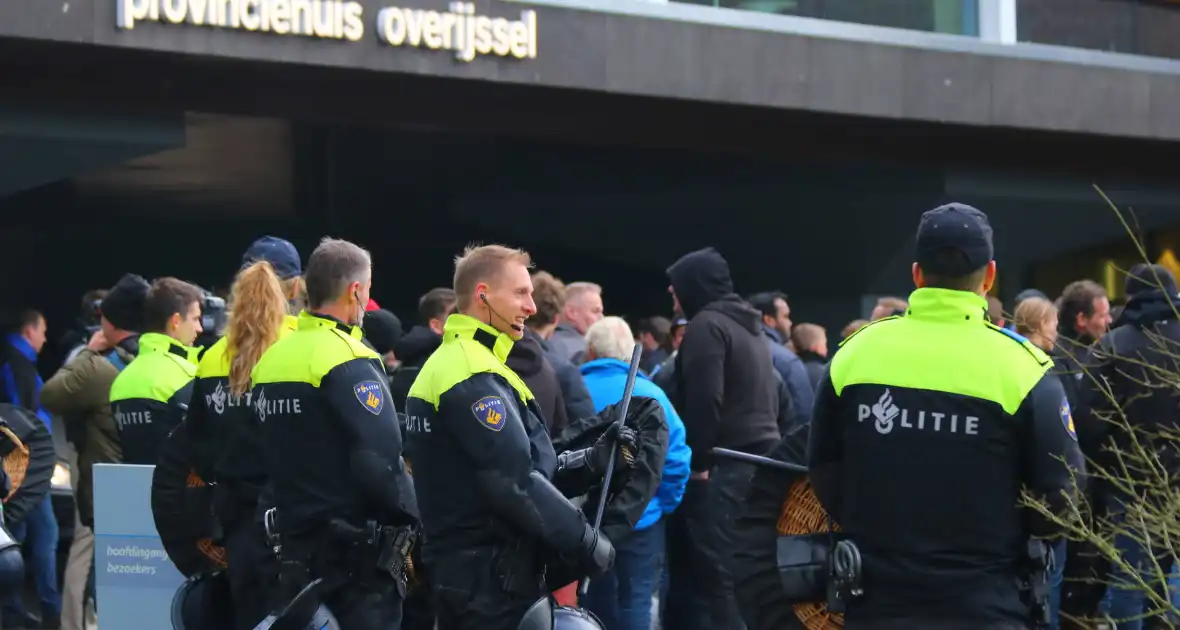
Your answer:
[578,316,691,630]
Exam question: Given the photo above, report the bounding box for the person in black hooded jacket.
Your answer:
[663,246,780,630]
[506,331,570,436]
[1076,264,1180,628]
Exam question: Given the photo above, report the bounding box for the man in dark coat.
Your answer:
[663,247,781,630]
[524,271,596,422]
[1075,264,1180,628]
[506,333,569,436]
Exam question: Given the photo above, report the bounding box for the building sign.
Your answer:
[378,3,536,62]
[116,0,538,62]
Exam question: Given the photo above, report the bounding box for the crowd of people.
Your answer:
[0,213,1168,630]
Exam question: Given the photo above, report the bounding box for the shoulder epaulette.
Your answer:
[985,322,1051,367]
[329,327,378,360]
[838,315,900,348]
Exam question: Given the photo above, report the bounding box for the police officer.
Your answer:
[807,203,1083,630]
[110,277,206,465]
[186,250,302,630]
[251,237,418,630]
[405,244,633,630]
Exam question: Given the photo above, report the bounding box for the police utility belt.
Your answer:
[265,507,417,586]
[775,517,864,613]
[775,529,1054,627]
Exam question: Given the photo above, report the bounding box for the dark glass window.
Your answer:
[673,0,981,37]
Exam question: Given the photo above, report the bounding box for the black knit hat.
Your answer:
[101,274,151,332]
[363,309,403,355]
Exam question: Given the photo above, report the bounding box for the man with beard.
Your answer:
[747,291,814,428]
[1054,280,1112,411]
[663,247,781,630]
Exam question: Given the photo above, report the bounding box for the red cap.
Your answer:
[366,298,381,312]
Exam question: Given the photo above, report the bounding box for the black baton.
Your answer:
[577,343,643,598]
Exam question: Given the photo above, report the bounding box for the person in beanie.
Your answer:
[363,309,404,372]
[41,273,149,630]
[1079,264,1180,629]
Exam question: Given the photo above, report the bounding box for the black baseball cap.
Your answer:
[243,236,302,280]
[915,203,995,276]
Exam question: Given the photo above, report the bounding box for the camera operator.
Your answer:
[60,290,107,369]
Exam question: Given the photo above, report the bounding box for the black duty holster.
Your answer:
[1019,538,1054,630]
[493,538,546,597]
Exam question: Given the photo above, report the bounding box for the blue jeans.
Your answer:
[1049,539,1067,630]
[1098,502,1180,630]
[583,519,665,630]
[4,495,61,617]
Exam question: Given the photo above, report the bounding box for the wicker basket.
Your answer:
[185,469,228,569]
[0,426,30,502]
[777,477,844,630]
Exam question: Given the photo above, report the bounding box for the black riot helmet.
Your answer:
[515,597,607,630]
[252,578,342,630]
[171,572,234,630]
[554,606,607,630]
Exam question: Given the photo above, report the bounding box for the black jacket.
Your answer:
[1080,289,1180,495]
[667,248,780,472]
[506,332,569,436]
[389,326,443,414]
[1051,337,1088,415]
[528,329,596,424]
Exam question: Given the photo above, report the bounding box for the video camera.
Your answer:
[200,292,228,338]
[83,299,104,335]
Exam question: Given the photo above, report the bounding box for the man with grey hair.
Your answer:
[550,281,604,364]
[580,317,691,630]
[252,236,420,630]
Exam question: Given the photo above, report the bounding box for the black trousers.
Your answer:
[224,513,279,630]
[402,547,435,630]
[324,575,404,630]
[430,547,545,630]
[283,529,406,630]
[664,461,753,630]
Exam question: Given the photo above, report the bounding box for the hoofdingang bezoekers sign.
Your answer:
[115,0,538,62]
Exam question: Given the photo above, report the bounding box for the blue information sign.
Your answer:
[93,463,184,628]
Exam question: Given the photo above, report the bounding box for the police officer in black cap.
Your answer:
[808,203,1083,630]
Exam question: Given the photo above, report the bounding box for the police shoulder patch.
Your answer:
[472,395,507,432]
[353,380,385,415]
[1060,399,1078,441]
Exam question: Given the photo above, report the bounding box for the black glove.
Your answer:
[577,523,615,579]
[587,422,639,475]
